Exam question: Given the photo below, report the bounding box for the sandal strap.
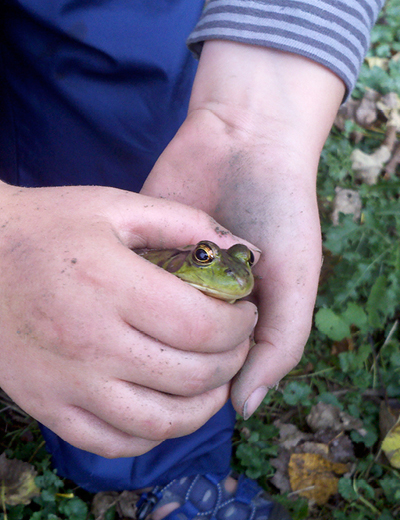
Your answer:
[136,472,288,520]
[234,474,263,505]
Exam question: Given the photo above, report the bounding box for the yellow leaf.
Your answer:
[288,453,349,505]
[381,418,400,469]
[365,56,389,70]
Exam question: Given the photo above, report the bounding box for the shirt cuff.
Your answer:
[187,0,385,98]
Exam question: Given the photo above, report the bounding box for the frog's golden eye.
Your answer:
[193,243,215,264]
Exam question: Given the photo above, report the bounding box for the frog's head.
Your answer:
[133,240,255,303]
[164,241,255,302]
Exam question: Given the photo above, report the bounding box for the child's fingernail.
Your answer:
[243,386,268,420]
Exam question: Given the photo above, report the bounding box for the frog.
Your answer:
[133,240,255,303]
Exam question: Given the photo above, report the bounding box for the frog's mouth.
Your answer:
[185,282,251,303]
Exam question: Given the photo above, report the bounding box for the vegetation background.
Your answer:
[1,1,400,518]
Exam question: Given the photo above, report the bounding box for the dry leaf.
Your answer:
[331,187,362,225]
[270,450,292,494]
[376,92,400,129]
[92,491,119,520]
[274,421,311,450]
[335,98,359,131]
[379,400,400,438]
[364,56,389,70]
[288,453,349,505]
[306,403,363,433]
[298,442,330,458]
[319,432,355,464]
[116,490,141,519]
[348,91,400,184]
[351,144,392,185]
[331,336,355,356]
[92,490,141,520]
[355,88,380,127]
[384,141,400,178]
[334,89,380,138]
[0,452,40,506]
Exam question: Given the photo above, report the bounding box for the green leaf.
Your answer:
[35,469,64,493]
[317,392,343,409]
[287,497,309,520]
[315,308,351,341]
[282,381,312,406]
[40,489,57,503]
[236,443,269,479]
[343,303,368,331]
[379,475,400,505]
[366,275,389,328]
[105,505,117,520]
[59,496,88,520]
[338,477,358,500]
[355,479,375,500]
[351,427,378,448]
[378,511,395,520]
[323,216,360,255]
[390,351,400,367]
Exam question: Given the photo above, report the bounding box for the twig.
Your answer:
[384,140,400,178]
[1,482,7,520]
[378,320,399,359]
[28,440,46,464]
[368,334,385,394]
[287,485,315,497]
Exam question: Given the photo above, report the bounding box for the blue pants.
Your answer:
[40,404,236,493]
[0,0,236,492]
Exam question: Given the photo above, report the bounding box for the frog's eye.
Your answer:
[228,244,255,267]
[248,250,255,267]
[193,243,215,264]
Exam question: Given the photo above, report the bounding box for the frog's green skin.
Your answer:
[133,241,254,303]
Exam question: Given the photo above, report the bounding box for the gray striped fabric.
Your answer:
[187,0,386,95]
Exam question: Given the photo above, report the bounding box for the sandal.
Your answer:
[136,472,291,520]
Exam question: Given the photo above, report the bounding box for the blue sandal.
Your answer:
[136,473,291,520]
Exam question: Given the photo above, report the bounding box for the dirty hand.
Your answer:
[0,183,258,456]
[142,41,345,418]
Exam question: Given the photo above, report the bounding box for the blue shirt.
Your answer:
[1,0,202,190]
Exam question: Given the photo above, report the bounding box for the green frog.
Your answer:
[133,240,255,303]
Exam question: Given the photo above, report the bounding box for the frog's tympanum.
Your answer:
[133,241,255,303]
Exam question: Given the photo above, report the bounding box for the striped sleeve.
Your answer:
[187,0,386,96]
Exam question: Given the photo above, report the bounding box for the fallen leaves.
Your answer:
[351,144,392,185]
[331,187,362,226]
[0,452,40,506]
[306,402,363,434]
[335,88,400,185]
[92,490,141,520]
[364,52,400,71]
[336,89,381,133]
[271,402,364,507]
[269,398,400,509]
[288,453,348,506]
